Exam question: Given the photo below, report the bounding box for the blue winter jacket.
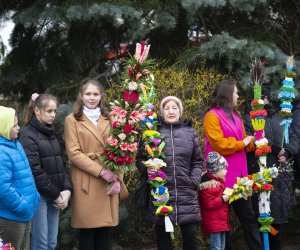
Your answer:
[0,136,40,222]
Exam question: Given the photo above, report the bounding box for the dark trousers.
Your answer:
[268,224,281,250]
[79,227,111,250]
[225,198,263,250]
[155,222,199,250]
[0,218,31,250]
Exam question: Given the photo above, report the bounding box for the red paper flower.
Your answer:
[160,207,169,214]
[252,183,261,191]
[124,154,133,164]
[262,184,273,191]
[255,148,263,156]
[250,109,268,119]
[262,146,271,153]
[247,175,253,180]
[112,121,119,129]
[122,90,139,104]
[116,157,125,165]
[255,146,271,156]
[108,153,115,161]
[103,149,108,156]
[128,65,133,78]
[251,100,259,105]
[123,124,134,134]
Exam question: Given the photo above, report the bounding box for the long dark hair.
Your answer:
[73,78,109,120]
[207,79,238,114]
[24,94,58,126]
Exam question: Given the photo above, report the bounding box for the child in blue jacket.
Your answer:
[0,106,39,249]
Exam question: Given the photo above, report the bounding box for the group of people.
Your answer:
[0,79,127,250]
[0,78,299,250]
[136,79,299,250]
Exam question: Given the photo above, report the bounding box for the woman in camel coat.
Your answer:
[64,79,127,250]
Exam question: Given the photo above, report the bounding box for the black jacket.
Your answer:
[292,102,300,144]
[136,117,203,225]
[244,104,299,223]
[292,102,300,176]
[19,115,72,200]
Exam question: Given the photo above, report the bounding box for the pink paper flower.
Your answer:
[107,136,118,146]
[111,106,127,117]
[120,143,129,151]
[130,110,147,123]
[136,72,142,80]
[127,142,138,152]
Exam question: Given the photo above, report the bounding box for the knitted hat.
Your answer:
[206,152,228,174]
[160,96,183,117]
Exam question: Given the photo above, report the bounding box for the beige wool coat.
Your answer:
[64,113,122,228]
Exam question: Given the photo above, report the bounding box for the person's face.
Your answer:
[232,86,239,107]
[9,116,20,140]
[213,168,227,180]
[81,84,101,109]
[162,100,180,124]
[35,100,57,125]
[263,97,269,105]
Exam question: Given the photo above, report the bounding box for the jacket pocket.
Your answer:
[81,172,90,194]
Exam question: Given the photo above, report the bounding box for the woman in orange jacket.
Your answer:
[203,79,263,250]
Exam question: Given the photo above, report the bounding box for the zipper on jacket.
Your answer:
[49,138,62,191]
[170,124,178,225]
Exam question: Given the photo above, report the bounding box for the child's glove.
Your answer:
[54,195,63,205]
[54,190,71,210]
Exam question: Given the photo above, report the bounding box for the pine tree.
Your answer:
[1,0,300,100]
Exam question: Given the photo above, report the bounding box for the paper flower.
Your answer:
[155,205,173,215]
[123,90,139,104]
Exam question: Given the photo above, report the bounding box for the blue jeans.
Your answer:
[209,232,226,250]
[31,195,60,250]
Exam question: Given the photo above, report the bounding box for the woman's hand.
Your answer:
[278,155,286,163]
[147,166,156,175]
[107,181,121,195]
[277,148,286,163]
[243,136,255,147]
[100,168,117,183]
[222,195,230,202]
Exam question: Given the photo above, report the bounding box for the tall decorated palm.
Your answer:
[249,59,277,250]
[100,42,174,235]
[278,56,296,145]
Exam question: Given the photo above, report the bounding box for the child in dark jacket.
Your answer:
[19,94,72,250]
[199,151,230,250]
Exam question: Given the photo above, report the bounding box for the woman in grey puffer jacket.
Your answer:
[136,96,203,250]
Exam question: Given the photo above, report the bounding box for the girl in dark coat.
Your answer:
[19,93,72,250]
[136,96,203,250]
[244,88,299,250]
